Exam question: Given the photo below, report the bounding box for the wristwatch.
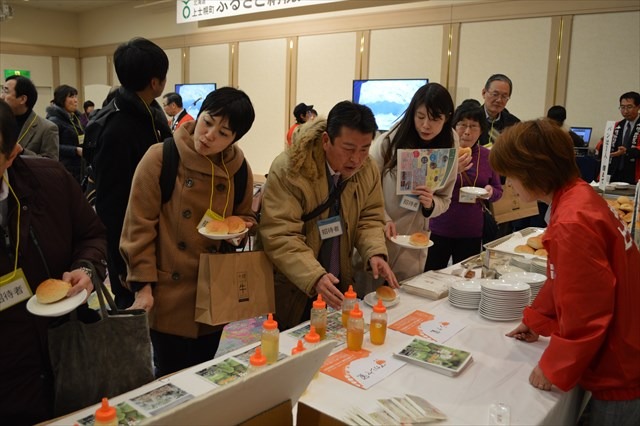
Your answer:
[79,266,93,279]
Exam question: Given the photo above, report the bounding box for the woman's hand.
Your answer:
[458,151,472,172]
[483,185,494,199]
[129,284,154,312]
[226,221,254,246]
[529,365,553,391]
[413,185,435,210]
[63,269,94,300]
[384,221,397,239]
[506,322,539,342]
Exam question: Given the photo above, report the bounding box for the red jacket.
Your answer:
[523,179,640,400]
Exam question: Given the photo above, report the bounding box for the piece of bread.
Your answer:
[623,212,633,223]
[375,285,397,302]
[458,147,472,157]
[526,236,544,250]
[409,232,430,247]
[205,220,229,235]
[619,203,634,212]
[36,279,72,304]
[617,196,632,205]
[514,244,535,254]
[534,249,548,257]
[224,216,247,234]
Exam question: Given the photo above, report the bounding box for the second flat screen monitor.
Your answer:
[175,83,217,119]
[352,79,428,132]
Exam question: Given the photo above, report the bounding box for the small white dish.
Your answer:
[390,235,434,250]
[611,182,630,189]
[363,291,400,308]
[26,289,88,317]
[481,280,531,292]
[500,272,547,284]
[198,227,248,240]
[460,187,489,198]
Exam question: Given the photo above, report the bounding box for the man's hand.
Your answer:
[384,221,397,239]
[315,274,343,310]
[369,256,399,288]
[529,364,553,391]
[129,284,154,312]
[506,322,539,342]
[63,269,94,300]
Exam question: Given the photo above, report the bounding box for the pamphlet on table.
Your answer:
[320,348,405,389]
[393,337,473,377]
[389,309,466,343]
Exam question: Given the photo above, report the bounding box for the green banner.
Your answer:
[4,69,31,79]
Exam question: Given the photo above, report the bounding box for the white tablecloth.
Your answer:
[297,286,584,425]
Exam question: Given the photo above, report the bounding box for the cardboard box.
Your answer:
[491,178,539,224]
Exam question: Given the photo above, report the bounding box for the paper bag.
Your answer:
[195,250,275,326]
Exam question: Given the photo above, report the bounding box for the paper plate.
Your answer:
[26,289,88,317]
[198,227,248,240]
[390,235,434,250]
[460,187,489,197]
[363,291,400,308]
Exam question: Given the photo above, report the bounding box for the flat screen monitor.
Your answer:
[352,78,428,131]
[175,83,217,119]
[570,127,592,145]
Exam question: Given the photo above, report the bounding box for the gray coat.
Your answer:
[18,110,59,160]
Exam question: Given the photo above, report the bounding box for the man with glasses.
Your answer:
[479,74,520,147]
[162,92,194,132]
[610,91,640,184]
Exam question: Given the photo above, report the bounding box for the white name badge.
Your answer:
[197,208,224,230]
[0,268,32,312]
[318,216,343,240]
[459,191,476,204]
[400,195,420,211]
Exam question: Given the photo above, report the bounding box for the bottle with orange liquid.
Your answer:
[94,398,118,426]
[304,325,321,349]
[261,313,279,364]
[346,303,364,351]
[369,299,387,345]
[341,285,357,327]
[310,294,327,340]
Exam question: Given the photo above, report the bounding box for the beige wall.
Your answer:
[0,0,638,173]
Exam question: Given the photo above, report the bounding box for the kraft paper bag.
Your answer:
[195,250,275,326]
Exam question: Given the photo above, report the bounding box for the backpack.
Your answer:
[160,137,248,208]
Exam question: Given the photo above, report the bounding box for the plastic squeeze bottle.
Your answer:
[310,294,328,340]
[291,339,307,355]
[248,346,267,373]
[304,325,321,349]
[261,313,279,364]
[369,299,388,345]
[347,303,365,351]
[94,398,118,426]
[341,285,358,327]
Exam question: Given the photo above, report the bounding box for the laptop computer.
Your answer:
[570,127,592,146]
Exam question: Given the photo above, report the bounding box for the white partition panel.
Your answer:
[190,44,230,88]
[238,38,287,176]
[164,48,183,98]
[369,26,442,81]
[82,56,108,86]
[297,32,357,119]
[59,57,78,89]
[566,11,640,148]
[457,18,551,120]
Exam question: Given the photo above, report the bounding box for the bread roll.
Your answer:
[409,232,430,247]
[623,212,633,223]
[526,236,544,250]
[619,203,634,212]
[617,196,632,205]
[36,279,72,304]
[375,285,396,302]
[224,216,247,234]
[514,244,535,254]
[534,249,548,258]
[205,220,229,235]
[458,147,472,157]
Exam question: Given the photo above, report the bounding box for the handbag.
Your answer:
[48,276,154,416]
[195,249,275,326]
[482,200,499,244]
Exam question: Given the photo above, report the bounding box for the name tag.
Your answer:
[400,195,420,211]
[318,216,343,240]
[0,268,32,312]
[459,191,476,204]
[77,134,85,145]
[197,208,224,229]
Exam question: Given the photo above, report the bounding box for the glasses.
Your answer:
[619,105,637,111]
[487,91,510,101]
[455,123,481,131]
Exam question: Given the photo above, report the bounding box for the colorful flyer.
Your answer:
[288,311,358,343]
[195,358,248,386]
[129,383,193,416]
[320,348,405,389]
[389,310,466,343]
[396,148,457,194]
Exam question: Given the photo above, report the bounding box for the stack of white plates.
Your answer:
[530,259,547,275]
[495,263,526,276]
[510,256,531,271]
[448,280,482,309]
[501,272,547,301]
[479,280,531,321]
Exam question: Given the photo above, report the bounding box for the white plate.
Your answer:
[460,186,489,197]
[363,291,400,308]
[389,235,434,250]
[452,280,483,293]
[481,280,531,292]
[500,272,546,284]
[26,289,88,317]
[611,182,630,188]
[198,227,248,240]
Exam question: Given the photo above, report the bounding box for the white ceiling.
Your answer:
[6,0,171,13]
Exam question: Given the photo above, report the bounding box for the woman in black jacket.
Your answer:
[46,84,84,183]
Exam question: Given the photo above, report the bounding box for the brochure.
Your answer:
[343,394,447,425]
[389,310,466,343]
[320,348,405,389]
[393,337,473,377]
[401,270,461,300]
[396,148,457,194]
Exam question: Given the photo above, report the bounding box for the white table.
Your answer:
[297,287,584,425]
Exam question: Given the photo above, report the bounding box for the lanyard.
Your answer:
[16,114,38,146]
[203,154,231,218]
[460,144,481,187]
[138,94,160,144]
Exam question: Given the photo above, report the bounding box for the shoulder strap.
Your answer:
[233,159,248,209]
[160,137,180,204]
[83,100,118,167]
[301,181,346,222]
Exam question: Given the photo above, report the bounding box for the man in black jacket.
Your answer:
[479,73,520,147]
[93,37,172,308]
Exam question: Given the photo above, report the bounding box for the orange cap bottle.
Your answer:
[291,339,307,355]
[347,303,365,351]
[370,299,388,345]
[249,346,267,367]
[94,398,117,426]
[341,285,358,327]
[261,313,279,364]
[304,325,321,348]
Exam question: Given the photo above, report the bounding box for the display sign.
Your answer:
[598,120,616,191]
[177,0,346,24]
[4,69,30,79]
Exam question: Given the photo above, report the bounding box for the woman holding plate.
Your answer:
[120,87,256,376]
[425,103,503,271]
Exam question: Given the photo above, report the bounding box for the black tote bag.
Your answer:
[48,278,154,416]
